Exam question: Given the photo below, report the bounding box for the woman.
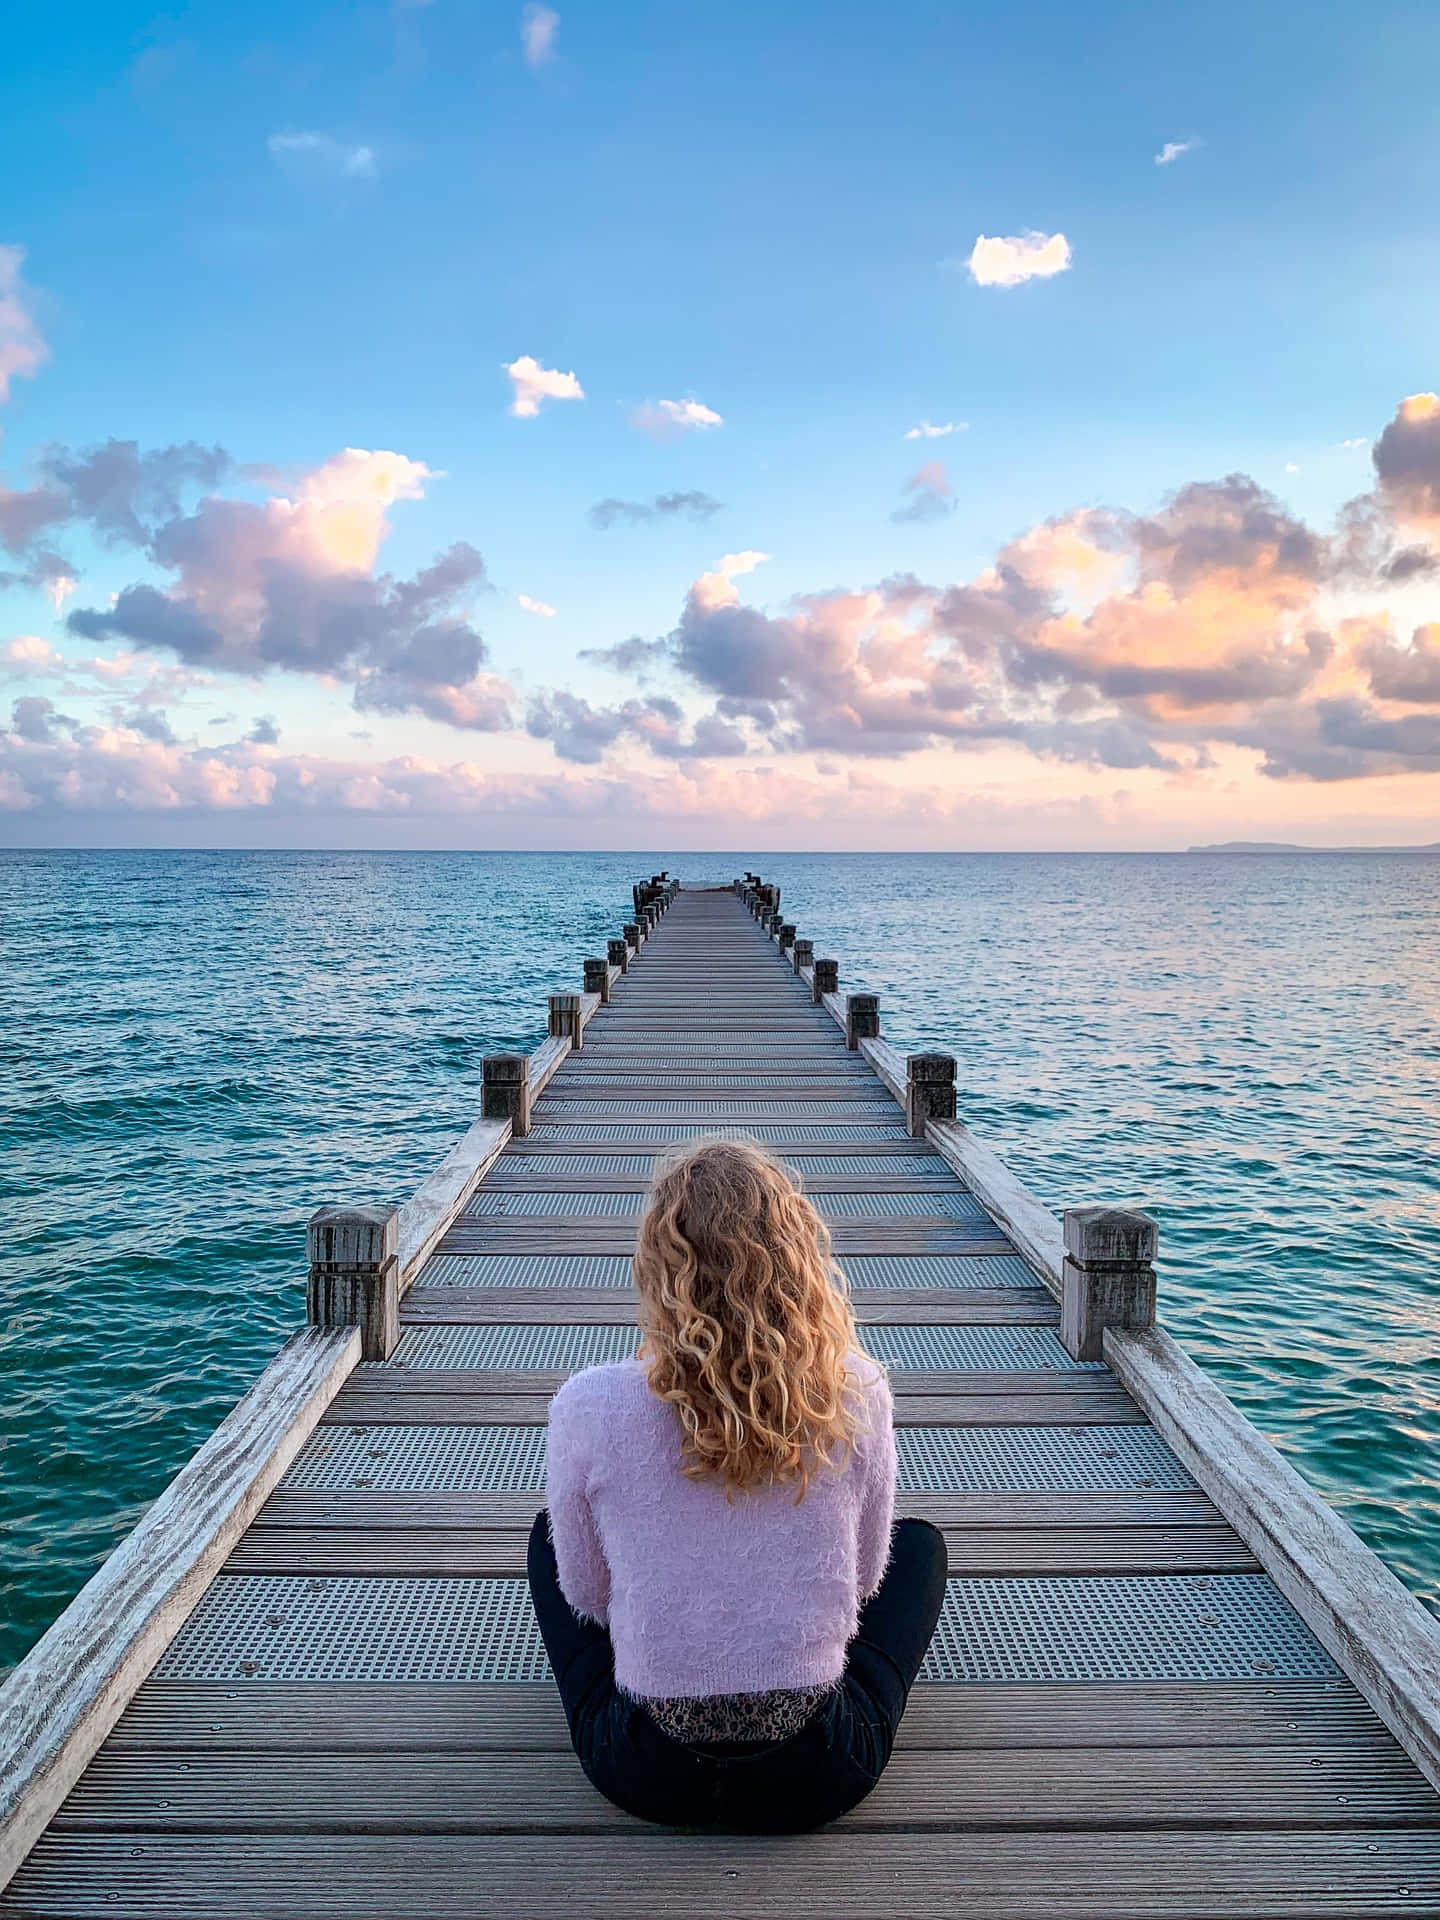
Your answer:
[527,1137,948,1832]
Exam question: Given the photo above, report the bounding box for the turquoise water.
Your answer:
[2,849,1437,1671]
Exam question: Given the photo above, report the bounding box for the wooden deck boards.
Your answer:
[7,883,1439,1918]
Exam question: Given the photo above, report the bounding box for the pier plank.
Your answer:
[9,1830,1440,1919]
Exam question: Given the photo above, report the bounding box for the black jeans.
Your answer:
[526,1511,948,1832]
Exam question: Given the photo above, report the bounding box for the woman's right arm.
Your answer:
[545,1383,612,1624]
[855,1368,898,1598]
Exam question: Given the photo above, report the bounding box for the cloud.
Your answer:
[577,409,1440,784]
[122,706,177,745]
[0,246,49,403]
[517,593,556,616]
[247,714,281,745]
[904,421,966,440]
[521,3,558,66]
[966,231,1072,288]
[587,490,723,529]
[39,440,231,545]
[892,461,954,524]
[1372,393,1440,529]
[690,550,769,611]
[525,688,747,763]
[630,398,724,437]
[578,634,671,675]
[503,354,583,418]
[1154,138,1202,166]
[58,448,513,732]
[10,695,74,743]
[267,132,377,180]
[2,635,66,676]
[1359,624,1440,704]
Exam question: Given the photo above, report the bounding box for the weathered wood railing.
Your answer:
[0,873,678,1894]
[735,869,1440,1794]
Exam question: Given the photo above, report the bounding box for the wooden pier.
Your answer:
[3,875,1440,1916]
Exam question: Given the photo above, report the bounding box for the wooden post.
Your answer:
[812,957,838,1005]
[306,1205,399,1361]
[609,936,630,975]
[778,922,796,953]
[906,1052,956,1137]
[846,992,880,1049]
[549,992,583,1050]
[793,936,813,976]
[482,1051,531,1137]
[1061,1206,1158,1361]
[624,921,641,951]
[584,958,610,1004]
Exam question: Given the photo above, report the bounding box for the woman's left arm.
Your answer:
[545,1386,612,1624]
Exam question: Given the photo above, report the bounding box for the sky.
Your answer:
[2,0,1439,850]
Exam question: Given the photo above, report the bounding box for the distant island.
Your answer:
[1188,840,1440,854]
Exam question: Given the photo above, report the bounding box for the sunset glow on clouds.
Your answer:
[2,1,1438,847]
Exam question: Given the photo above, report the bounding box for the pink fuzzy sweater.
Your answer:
[545,1355,896,1699]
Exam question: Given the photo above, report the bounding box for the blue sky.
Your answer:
[2,0,1438,846]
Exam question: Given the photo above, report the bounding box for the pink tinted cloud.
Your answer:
[0,246,48,402]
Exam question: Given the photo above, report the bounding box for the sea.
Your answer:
[2,849,1437,1671]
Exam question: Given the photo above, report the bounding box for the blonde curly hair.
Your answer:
[633,1137,863,1497]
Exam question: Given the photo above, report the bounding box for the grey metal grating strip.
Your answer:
[466,1190,648,1217]
[817,1192,987,1219]
[863,1325,1100,1372]
[463,1189,986,1221]
[535,1102,896,1119]
[926,1576,1337,1682]
[282,1425,548,1491]
[158,1579,551,1683]
[158,1574,1336,1683]
[388,1322,1092,1374]
[895,1425,1193,1490]
[797,1155,952,1177]
[413,1251,1037,1289]
[392,1323,641,1371]
[554,1074,879,1090]
[417,1254,634,1288]
[282,1422,1192,1493]
[840,1254,1034,1289]
[487,1153,951,1178]
[534,1123,913,1143]
[491,1155,657,1177]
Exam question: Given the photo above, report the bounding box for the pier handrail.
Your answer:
[0,876,676,1894]
[741,870,1440,1795]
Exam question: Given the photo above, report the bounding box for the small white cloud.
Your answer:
[268,132,377,180]
[904,420,967,441]
[1154,137,1202,167]
[966,231,1071,288]
[503,354,584,418]
[691,550,769,613]
[517,593,557,617]
[521,3,559,66]
[1340,437,1370,451]
[631,397,724,436]
[1285,462,1300,474]
[46,573,77,611]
